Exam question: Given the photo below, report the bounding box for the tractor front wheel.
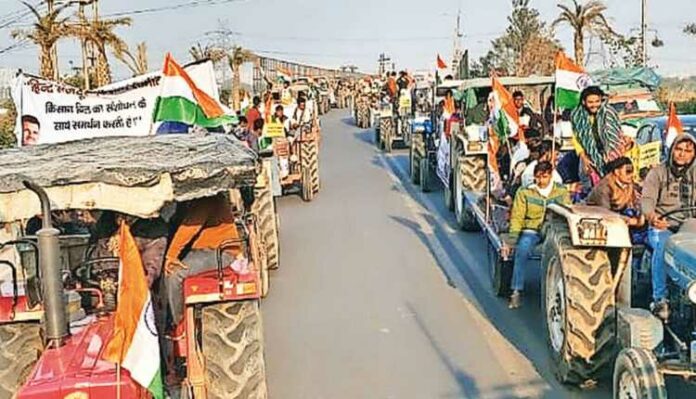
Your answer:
[202,300,267,399]
[613,348,667,399]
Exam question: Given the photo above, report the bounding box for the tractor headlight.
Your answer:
[687,280,696,304]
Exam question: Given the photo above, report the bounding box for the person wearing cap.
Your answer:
[571,86,628,182]
[641,133,696,320]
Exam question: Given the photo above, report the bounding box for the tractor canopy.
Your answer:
[0,134,259,222]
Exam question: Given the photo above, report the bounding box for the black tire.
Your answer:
[542,222,617,386]
[301,140,320,200]
[380,118,393,153]
[253,175,279,273]
[0,322,42,399]
[202,300,268,399]
[454,156,480,231]
[420,157,431,193]
[487,241,512,297]
[461,155,487,192]
[410,135,423,185]
[613,348,667,399]
[444,173,454,212]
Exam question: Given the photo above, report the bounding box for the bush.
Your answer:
[0,99,17,148]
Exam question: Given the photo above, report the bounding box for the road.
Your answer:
[262,109,689,399]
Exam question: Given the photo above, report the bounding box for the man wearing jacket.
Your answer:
[641,134,696,320]
[507,161,570,309]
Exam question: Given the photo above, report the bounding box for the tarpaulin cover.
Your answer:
[0,134,258,221]
[590,67,662,91]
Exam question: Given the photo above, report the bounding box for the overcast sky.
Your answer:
[1,0,695,79]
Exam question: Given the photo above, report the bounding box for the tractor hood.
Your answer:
[664,232,696,289]
[18,315,146,399]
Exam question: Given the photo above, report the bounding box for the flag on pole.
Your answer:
[554,51,592,110]
[153,53,235,129]
[437,54,447,69]
[103,222,165,399]
[666,102,684,149]
[490,76,521,141]
[488,125,500,174]
[276,66,293,82]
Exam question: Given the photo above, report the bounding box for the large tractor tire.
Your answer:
[300,140,320,202]
[202,300,267,399]
[454,156,481,231]
[0,322,42,399]
[542,222,617,386]
[253,180,280,273]
[410,135,423,185]
[380,118,393,153]
[613,348,667,399]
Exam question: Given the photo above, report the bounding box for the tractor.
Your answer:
[0,134,272,399]
[408,83,436,192]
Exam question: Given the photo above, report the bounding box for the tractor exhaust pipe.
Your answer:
[23,180,68,346]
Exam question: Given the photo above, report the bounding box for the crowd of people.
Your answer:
[482,85,696,318]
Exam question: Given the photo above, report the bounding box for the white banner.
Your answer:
[13,61,219,146]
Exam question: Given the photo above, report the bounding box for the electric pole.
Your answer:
[452,8,463,77]
[641,0,647,66]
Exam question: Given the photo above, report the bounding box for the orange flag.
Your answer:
[666,102,684,149]
[437,54,447,69]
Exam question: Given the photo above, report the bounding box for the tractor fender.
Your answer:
[616,307,664,352]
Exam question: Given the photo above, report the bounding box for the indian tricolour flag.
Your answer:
[277,66,293,82]
[103,223,164,399]
[490,76,521,140]
[666,102,684,149]
[555,51,592,110]
[153,53,234,129]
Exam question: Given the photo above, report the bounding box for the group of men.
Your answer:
[501,85,696,318]
[233,81,317,152]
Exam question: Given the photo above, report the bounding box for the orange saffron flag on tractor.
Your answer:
[437,54,447,69]
[103,223,164,399]
[666,102,684,149]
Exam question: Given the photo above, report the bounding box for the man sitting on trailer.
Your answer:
[512,90,544,133]
[506,161,570,309]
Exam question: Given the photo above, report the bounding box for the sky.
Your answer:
[1,0,695,80]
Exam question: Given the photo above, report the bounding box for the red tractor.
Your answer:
[0,135,269,399]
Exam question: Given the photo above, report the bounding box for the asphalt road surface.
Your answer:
[263,109,695,399]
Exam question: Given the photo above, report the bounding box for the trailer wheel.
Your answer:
[410,136,422,185]
[613,348,667,399]
[380,118,393,153]
[444,172,454,211]
[0,322,42,398]
[420,157,431,193]
[202,300,268,399]
[454,156,480,231]
[487,241,512,297]
[542,222,617,386]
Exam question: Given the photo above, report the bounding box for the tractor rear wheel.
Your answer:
[300,140,320,201]
[202,300,267,399]
[454,156,480,232]
[542,222,617,386]
[613,348,666,399]
[253,177,279,273]
[0,322,42,399]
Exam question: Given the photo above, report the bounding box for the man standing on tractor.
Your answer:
[571,86,627,185]
[246,96,262,133]
[291,97,313,133]
[281,80,293,107]
[512,91,544,134]
[641,134,696,320]
[506,161,570,309]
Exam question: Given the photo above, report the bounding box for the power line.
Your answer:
[103,0,244,18]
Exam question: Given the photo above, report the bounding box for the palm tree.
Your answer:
[113,41,149,76]
[227,46,255,110]
[552,0,615,66]
[77,16,132,87]
[12,1,74,79]
[189,43,225,62]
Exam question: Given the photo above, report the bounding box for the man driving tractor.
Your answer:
[641,134,696,320]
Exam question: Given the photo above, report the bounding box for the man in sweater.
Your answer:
[506,161,570,309]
